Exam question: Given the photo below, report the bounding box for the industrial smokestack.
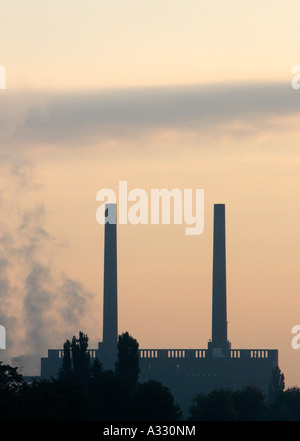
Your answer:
[99,203,118,369]
[208,204,231,357]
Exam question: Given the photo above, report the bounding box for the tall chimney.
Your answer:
[208,204,231,357]
[98,203,118,369]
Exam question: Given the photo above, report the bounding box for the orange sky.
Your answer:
[0,1,300,387]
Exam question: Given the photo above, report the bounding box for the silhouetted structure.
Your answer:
[98,203,118,369]
[208,204,231,357]
[40,203,279,414]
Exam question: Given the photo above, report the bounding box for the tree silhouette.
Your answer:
[58,339,72,381]
[20,377,89,421]
[90,357,103,383]
[89,369,128,420]
[128,380,182,421]
[0,362,23,420]
[71,332,91,386]
[232,386,267,421]
[115,331,140,392]
[269,366,285,402]
[270,386,300,421]
[0,362,23,389]
[58,331,91,386]
[189,388,237,421]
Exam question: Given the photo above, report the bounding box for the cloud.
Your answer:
[1,81,300,150]
[0,255,17,360]
[23,261,56,355]
[0,200,95,367]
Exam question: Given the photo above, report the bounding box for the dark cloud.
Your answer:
[1,82,299,148]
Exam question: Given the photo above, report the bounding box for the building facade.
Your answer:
[40,203,279,414]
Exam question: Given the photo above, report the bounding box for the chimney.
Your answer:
[98,203,118,369]
[208,204,231,357]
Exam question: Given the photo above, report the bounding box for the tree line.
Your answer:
[0,331,299,421]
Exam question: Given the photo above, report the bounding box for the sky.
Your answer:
[0,0,300,387]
